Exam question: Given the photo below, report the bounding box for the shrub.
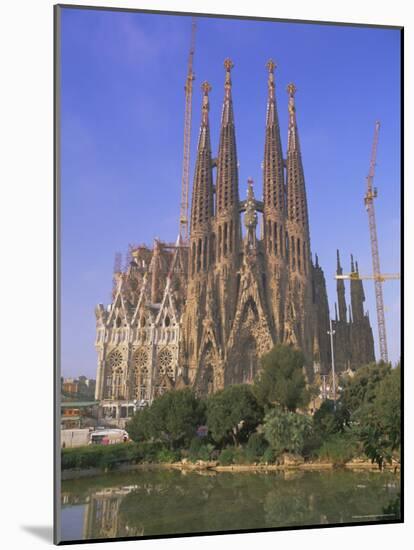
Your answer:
[260,447,277,464]
[155,448,180,463]
[317,433,359,465]
[245,432,268,462]
[313,400,349,438]
[61,442,143,471]
[263,408,312,458]
[218,447,236,465]
[301,433,323,460]
[188,437,214,462]
[61,441,171,471]
[127,388,206,449]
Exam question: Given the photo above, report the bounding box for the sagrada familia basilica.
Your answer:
[94,59,375,422]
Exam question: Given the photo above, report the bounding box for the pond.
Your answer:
[61,468,400,542]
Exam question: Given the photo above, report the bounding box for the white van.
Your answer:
[89,428,129,445]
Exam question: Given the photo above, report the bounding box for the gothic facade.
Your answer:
[94,59,375,421]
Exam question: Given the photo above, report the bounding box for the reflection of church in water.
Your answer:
[81,488,144,540]
[94,59,375,424]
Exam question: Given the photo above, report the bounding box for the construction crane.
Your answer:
[179,18,197,246]
[364,121,391,362]
[336,273,400,282]
[335,121,399,363]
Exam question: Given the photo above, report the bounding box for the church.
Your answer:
[94,59,375,424]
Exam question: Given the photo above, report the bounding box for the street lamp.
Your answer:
[327,318,337,411]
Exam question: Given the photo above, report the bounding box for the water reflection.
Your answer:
[61,469,400,541]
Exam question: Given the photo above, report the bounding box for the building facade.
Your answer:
[94,60,375,420]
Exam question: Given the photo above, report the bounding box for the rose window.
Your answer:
[134,348,149,369]
[158,348,173,376]
[108,349,123,369]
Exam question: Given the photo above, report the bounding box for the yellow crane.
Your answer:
[179,18,197,245]
[336,273,400,282]
[335,121,399,362]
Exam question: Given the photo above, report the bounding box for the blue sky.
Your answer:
[60,7,401,378]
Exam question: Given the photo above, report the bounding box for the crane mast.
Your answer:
[179,18,196,245]
[364,121,388,362]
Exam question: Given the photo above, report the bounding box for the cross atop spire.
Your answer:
[287,83,300,155]
[201,81,211,126]
[224,57,234,72]
[267,59,276,73]
[224,58,234,96]
[287,82,297,97]
[266,59,277,124]
[202,80,212,94]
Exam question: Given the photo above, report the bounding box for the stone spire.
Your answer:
[263,60,285,227]
[216,59,240,223]
[336,249,347,323]
[189,82,214,276]
[350,255,365,322]
[286,83,309,234]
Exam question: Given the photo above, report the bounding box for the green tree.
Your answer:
[206,384,263,446]
[263,407,312,458]
[313,399,349,438]
[357,364,401,469]
[126,406,155,443]
[127,389,206,449]
[253,344,310,412]
[340,361,391,417]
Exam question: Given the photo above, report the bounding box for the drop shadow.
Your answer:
[21,525,54,543]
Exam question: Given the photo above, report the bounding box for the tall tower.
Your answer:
[336,249,347,323]
[214,59,242,343]
[185,82,215,383]
[333,250,351,373]
[350,255,365,322]
[189,82,214,278]
[349,255,375,367]
[284,83,313,367]
[262,59,287,342]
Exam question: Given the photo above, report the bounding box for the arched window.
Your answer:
[203,236,208,270]
[133,348,149,400]
[210,233,216,264]
[191,242,196,276]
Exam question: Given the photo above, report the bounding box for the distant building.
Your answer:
[61,401,99,429]
[62,376,96,399]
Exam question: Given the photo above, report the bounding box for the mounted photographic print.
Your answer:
[54,3,403,545]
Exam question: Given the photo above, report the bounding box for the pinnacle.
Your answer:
[224,58,234,72]
[201,81,212,95]
[287,82,297,96]
[266,59,276,72]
